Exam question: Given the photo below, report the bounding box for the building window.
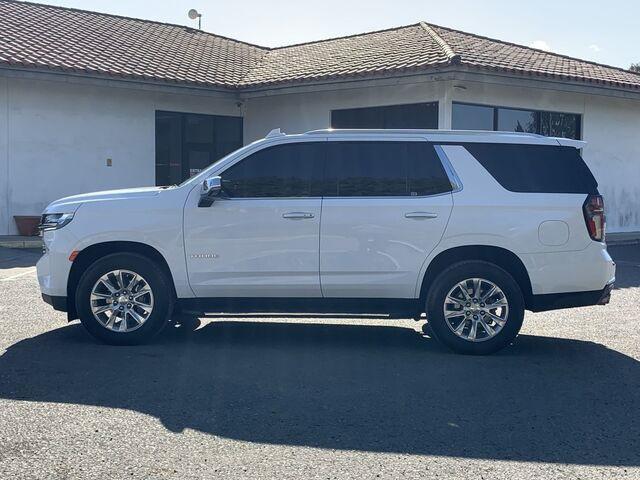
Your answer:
[451,103,494,131]
[497,107,537,134]
[331,102,439,129]
[155,111,243,186]
[452,102,581,139]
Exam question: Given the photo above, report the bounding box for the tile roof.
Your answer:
[239,24,451,87]
[1,0,639,92]
[430,24,640,91]
[0,0,268,87]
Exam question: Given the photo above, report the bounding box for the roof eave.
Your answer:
[0,64,240,97]
[238,63,640,100]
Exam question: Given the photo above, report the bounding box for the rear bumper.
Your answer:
[42,293,68,312]
[528,281,614,312]
[521,242,616,296]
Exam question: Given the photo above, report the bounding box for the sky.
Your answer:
[34,0,639,70]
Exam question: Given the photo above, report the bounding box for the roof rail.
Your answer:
[304,128,545,138]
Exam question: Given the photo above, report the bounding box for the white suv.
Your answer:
[36,129,615,354]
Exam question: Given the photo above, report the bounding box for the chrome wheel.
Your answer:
[443,278,509,343]
[90,269,154,333]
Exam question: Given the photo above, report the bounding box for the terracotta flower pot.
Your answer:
[13,216,41,236]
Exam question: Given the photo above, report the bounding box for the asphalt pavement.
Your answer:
[0,245,638,479]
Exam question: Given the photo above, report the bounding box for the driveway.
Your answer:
[0,246,638,479]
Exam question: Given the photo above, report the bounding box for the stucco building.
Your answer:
[1,0,639,235]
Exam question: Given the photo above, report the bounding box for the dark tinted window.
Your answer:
[221,143,324,197]
[331,103,438,129]
[540,112,581,140]
[452,103,494,131]
[155,111,243,186]
[452,103,582,140]
[465,143,598,194]
[324,142,452,197]
[497,108,537,133]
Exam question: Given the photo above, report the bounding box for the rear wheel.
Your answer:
[75,253,174,345]
[426,261,524,355]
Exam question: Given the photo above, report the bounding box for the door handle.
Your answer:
[404,212,438,219]
[282,212,315,219]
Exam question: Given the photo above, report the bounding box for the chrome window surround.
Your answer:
[434,144,463,193]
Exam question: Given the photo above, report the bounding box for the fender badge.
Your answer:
[190,253,219,259]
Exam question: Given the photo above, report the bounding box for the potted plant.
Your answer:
[13,216,41,236]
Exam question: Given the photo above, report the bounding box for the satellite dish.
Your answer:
[188,9,200,20]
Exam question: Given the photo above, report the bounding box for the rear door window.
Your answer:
[463,143,598,194]
[324,141,453,197]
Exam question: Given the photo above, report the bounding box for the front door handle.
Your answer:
[404,212,438,219]
[282,212,315,219]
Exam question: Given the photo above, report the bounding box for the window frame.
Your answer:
[322,137,456,199]
[215,137,459,200]
[452,102,582,140]
[155,110,243,186]
[217,138,327,200]
[461,142,598,194]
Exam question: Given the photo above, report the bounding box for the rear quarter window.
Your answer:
[463,143,598,194]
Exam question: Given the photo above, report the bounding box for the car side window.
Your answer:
[463,143,598,194]
[323,141,453,197]
[221,142,325,198]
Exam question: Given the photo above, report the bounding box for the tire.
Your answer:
[75,252,174,345]
[426,260,524,355]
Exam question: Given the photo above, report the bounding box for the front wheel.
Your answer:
[75,253,174,345]
[426,261,524,355]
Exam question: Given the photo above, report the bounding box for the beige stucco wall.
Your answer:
[449,80,640,232]
[242,79,450,141]
[1,72,638,235]
[0,75,241,234]
[244,78,640,233]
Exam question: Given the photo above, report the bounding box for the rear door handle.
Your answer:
[404,212,438,219]
[282,212,315,219]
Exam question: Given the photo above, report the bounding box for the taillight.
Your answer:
[583,194,605,242]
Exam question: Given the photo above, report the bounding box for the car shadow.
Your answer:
[0,247,41,269]
[0,319,638,466]
[609,245,640,289]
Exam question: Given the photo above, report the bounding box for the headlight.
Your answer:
[39,213,74,232]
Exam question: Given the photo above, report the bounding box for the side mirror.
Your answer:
[198,176,222,207]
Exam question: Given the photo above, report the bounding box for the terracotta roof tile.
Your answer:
[1,1,639,91]
[0,0,268,87]
[430,24,640,90]
[240,24,450,87]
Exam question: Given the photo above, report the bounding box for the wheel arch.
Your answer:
[419,245,533,308]
[66,241,176,320]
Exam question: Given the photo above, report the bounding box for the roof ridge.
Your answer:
[426,21,635,75]
[0,0,270,51]
[419,21,460,64]
[270,23,422,50]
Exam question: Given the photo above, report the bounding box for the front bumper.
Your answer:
[528,280,614,312]
[42,293,68,312]
[36,228,76,298]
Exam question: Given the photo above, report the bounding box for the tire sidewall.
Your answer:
[426,261,524,355]
[75,253,173,345]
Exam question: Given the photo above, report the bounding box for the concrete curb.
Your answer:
[607,232,640,247]
[0,236,43,249]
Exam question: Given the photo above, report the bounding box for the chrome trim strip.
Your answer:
[434,144,463,193]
